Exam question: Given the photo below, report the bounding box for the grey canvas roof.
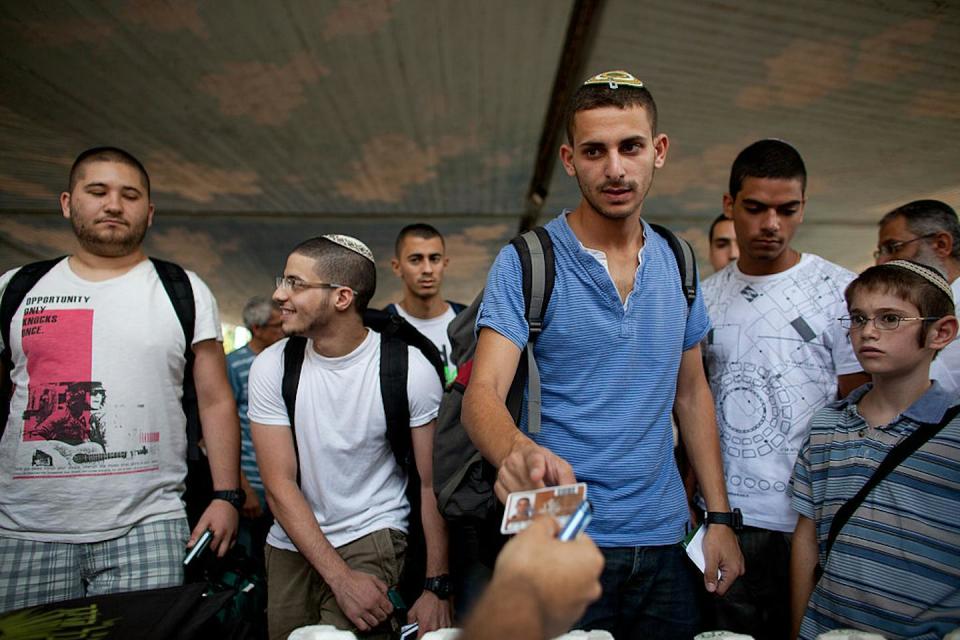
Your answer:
[2,0,958,322]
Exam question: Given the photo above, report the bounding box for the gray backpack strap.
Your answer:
[511,228,554,434]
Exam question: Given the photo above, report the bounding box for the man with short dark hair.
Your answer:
[708,213,739,272]
[0,146,241,613]
[463,70,743,639]
[875,199,960,394]
[227,296,283,556]
[388,223,464,384]
[249,235,451,640]
[700,139,868,638]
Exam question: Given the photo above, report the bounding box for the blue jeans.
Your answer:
[578,543,700,640]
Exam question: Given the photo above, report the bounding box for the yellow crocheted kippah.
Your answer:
[582,70,644,90]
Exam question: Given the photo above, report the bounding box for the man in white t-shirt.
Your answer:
[248,235,451,640]
[386,224,465,385]
[874,199,960,395]
[700,140,868,639]
[0,147,241,613]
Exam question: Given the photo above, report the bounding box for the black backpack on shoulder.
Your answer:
[0,256,212,528]
[432,223,698,522]
[279,309,446,608]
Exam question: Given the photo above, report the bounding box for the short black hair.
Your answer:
[709,213,730,243]
[879,200,960,260]
[846,260,955,348]
[395,223,445,257]
[291,237,376,314]
[68,146,151,196]
[565,80,658,145]
[728,139,806,200]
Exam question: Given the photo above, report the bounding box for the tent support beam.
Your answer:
[520,0,606,232]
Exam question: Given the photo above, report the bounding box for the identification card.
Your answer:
[500,482,588,535]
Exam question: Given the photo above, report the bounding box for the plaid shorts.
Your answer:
[0,517,189,613]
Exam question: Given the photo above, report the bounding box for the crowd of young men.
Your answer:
[1,67,958,640]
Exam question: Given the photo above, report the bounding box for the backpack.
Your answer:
[279,308,446,608]
[0,256,211,526]
[432,223,698,522]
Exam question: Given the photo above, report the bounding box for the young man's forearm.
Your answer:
[420,486,449,576]
[462,329,527,467]
[200,399,242,490]
[463,380,531,467]
[194,339,241,490]
[674,349,730,512]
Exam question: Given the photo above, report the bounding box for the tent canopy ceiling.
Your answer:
[2,0,958,321]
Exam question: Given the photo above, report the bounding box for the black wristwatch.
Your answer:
[212,488,246,511]
[423,574,452,600]
[705,508,743,531]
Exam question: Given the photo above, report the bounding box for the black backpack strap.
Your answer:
[1,257,65,439]
[365,309,446,389]
[822,404,960,568]
[150,258,201,460]
[281,336,308,486]
[649,223,697,311]
[377,328,430,605]
[379,331,412,468]
[510,227,555,434]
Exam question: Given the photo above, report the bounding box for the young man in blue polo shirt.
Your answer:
[462,70,743,639]
[790,260,960,639]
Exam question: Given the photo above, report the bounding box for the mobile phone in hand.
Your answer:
[183,529,213,566]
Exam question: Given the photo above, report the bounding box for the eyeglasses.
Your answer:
[839,314,941,331]
[275,276,355,294]
[872,234,937,260]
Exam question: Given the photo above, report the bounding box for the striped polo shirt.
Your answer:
[478,211,710,547]
[791,382,960,639]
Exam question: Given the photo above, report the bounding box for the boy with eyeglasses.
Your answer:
[790,259,960,639]
[875,199,960,395]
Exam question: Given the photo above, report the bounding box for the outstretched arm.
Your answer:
[463,329,575,502]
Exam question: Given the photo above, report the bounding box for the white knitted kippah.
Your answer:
[884,259,954,303]
[321,234,374,263]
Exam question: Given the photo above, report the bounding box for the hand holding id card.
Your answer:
[500,482,588,535]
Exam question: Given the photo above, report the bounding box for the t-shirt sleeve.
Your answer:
[247,342,291,427]
[790,424,817,520]
[683,275,712,351]
[825,267,862,376]
[0,268,21,353]
[476,244,528,350]
[187,272,223,344]
[407,347,442,428]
